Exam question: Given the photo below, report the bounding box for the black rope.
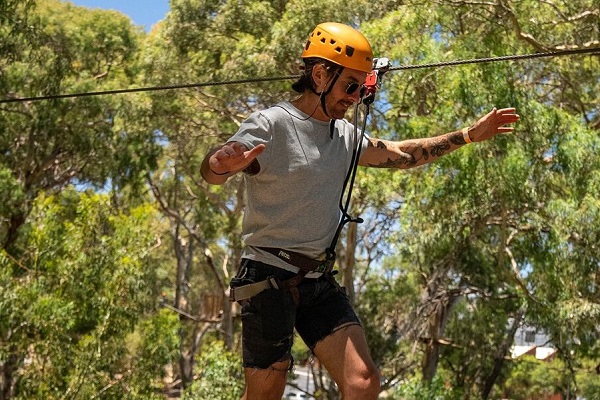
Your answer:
[325,104,369,261]
[1,47,597,104]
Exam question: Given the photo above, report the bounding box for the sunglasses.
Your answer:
[345,82,367,97]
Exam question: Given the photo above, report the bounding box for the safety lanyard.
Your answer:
[324,102,371,262]
[323,58,390,262]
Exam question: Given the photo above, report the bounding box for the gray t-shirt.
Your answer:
[228,101,368,275]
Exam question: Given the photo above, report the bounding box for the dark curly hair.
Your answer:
[291,58,341,93]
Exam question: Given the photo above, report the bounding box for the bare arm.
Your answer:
[360,131,465,169]
[200,142,265,185]
[359,107,520,169]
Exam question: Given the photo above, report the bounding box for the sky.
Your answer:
[68,0,170,31]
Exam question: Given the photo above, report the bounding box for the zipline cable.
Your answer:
[1,47,598,104]
[0,74,301,104]
[388,46,599,71]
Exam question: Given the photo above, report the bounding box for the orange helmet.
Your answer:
[302,22,373,73]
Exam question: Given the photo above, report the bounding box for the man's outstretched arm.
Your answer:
[359,108,520,169]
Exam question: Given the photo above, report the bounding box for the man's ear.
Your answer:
[311,64,329,92]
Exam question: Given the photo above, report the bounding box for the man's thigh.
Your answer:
[242,360,290,400]
[295,277,361,349]
[313,324,380,395]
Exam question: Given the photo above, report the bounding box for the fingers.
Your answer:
[211,142,265,174]
[214,142,247,161]
[471,107,520,142]
[495,108,520,123]
[497,127,515,134]
[487,108,520,128]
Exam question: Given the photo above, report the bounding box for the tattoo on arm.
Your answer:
[428,136,452,156]
[367,138,421,168]
[451,133,468,146]
[367,132,463,168]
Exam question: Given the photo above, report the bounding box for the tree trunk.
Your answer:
[222,288,234,349]
[422,294,460,382]
[222,246,242,350]
[174,226,192,314]
[481,308,525,399]
[2,213,25,253]
[0,349,18,400]
[173,226,195,388]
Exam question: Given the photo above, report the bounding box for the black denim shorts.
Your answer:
[231,259,361,369]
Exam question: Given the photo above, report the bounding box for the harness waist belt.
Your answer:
[229,248,335,303]
[256,246,333,274]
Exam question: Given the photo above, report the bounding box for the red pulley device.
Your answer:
[362,57,391,105]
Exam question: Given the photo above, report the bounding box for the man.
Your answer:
[201,22,519,400]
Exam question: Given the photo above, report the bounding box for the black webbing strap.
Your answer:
[324,103,369,262]
[257,247,334,274]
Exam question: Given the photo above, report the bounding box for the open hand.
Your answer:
[469,108,520,142]
[209,142,266,175]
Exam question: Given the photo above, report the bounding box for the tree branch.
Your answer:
[498,0,549,51]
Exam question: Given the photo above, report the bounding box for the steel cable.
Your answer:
[0,47,598,104]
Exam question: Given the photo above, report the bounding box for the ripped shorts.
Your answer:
[231,259,361,369]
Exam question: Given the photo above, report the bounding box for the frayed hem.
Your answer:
[309,321,362,352]
[243,356,294,373]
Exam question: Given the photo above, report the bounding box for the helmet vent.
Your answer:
[301,22,374,73]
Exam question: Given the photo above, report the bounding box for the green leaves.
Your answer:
[184,340,243,400]
[1,0,598,398]
[2,189,160,398]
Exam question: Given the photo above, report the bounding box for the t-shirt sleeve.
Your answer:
[227,111,272,150]
[361,131,370,153]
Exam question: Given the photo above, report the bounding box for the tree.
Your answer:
[1,1,597,398]
[0,0,159,252]
[0,189,164,399]
[356,0,599,397]
[1,1,162,397]
[183,339,244,400]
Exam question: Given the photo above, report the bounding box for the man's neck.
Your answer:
[291,94,329,122]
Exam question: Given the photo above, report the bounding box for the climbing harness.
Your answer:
[230,59,391,305]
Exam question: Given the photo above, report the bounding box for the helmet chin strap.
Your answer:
[311,67,344,119]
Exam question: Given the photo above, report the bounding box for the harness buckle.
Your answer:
[314,260,334,274]
[266,276,281,290]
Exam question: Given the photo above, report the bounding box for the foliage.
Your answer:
[0,0,160,250]
[501,355,567,399]
[498,355,600,400]
[183,340,244,400]
[126,309,182,398]
[1,0,598,398]
[390,374,464,400]
[0,188,163,399]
